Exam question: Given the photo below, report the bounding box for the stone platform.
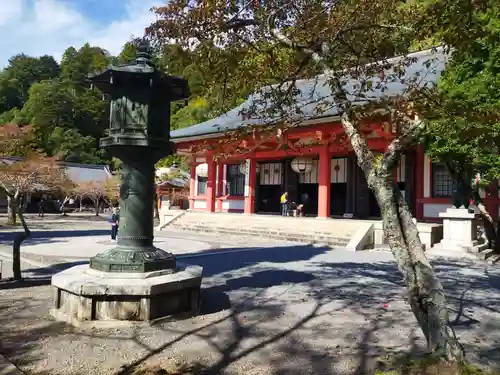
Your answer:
[51,263,203,325]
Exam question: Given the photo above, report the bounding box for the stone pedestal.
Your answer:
[432,208,481,257]
[51,263,202,326]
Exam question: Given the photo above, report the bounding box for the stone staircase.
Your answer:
[467,243,500,264]
[163,211,364,248]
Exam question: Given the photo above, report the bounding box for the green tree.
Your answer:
[47,127,106,164]
[72,88,107,138]
[117,41,139,64]
[0,54,59,111]
[171,97,211,130]
[0,107,29,125]
[21,80,75,150]
[156,97,213,170]
[419,2,500,252]
[0,72,23,112]
[60,44,111,90]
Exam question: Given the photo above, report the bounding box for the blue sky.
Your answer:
[0,0,161,68]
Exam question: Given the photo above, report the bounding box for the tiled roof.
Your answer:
[63,163,112,183]
[171,47,451,140]
[0,157,112,183]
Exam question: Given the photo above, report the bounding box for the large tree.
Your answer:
[0,125,72,280]
[0,54,60,111]
[148,0,464,361]
[47,127,106,165]
[60,44,111,91]
[418,2,500,252]
[20,79,75,149]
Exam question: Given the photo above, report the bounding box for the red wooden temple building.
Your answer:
[171,47,500,222]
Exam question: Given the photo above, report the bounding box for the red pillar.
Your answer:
[244,159,257,214]
[189,165,196,210]
[216,163,224,212]
[206,158,216,212]
[317,147,331,218]
[415,145,424,220]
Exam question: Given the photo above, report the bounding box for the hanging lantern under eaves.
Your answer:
[290,157,314,174]
[195,163,208,177]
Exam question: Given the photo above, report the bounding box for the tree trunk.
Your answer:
[6,195,17,225]
[104,197,114,210]
[340,114,464,362]
[373,175,464,360]
[60,196,70,215]
[12,195,30,281]
[94,198,100,216]
[20,194,28,213]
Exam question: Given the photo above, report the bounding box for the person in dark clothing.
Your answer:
[38,198,45,217]
[110,207,120,241]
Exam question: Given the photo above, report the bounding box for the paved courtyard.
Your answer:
[0,219,499,375]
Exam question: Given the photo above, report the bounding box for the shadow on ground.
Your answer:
[0,229,110,246]
[0,245,499,375]
[0,277,52,290]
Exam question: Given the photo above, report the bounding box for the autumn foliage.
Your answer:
[74,174,120,214]
[0,124,72,224]
[0,123,33,156]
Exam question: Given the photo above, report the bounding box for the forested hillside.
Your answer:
[0,40,233,168]
[1,25,337,169]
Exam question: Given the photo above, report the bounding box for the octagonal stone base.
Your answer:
[50,263,203,326]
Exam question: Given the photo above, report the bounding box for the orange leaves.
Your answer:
[75,180,107,200]
[75,174,120,205]
[0,153,70,196]
[0,123,75,196]
[105,174,121,202]
[0,124,33,157]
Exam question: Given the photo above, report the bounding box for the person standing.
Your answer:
[280,191,288,216]
[110,207,120,241]
[38,198,45,218]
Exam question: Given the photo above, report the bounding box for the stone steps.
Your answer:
[166,211,360,248]
[468,246,500,263]
[466,241,490,253]
[180,212,358,229]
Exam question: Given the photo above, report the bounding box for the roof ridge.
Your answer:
[0,156,110,171]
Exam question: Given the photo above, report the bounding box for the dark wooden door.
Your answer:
[355,166,371,218]
[331,183,347,216]
[284,159,299,204]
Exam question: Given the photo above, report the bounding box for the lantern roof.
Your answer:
[88,41,189,101]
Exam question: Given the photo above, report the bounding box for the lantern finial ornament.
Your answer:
[135,39,152,66]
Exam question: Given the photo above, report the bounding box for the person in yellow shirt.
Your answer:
[280,191,288,216]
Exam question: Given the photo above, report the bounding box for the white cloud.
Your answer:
[0,0,161,68]
[0,0,23,26]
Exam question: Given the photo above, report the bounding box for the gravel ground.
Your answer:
[0,242,499,375]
